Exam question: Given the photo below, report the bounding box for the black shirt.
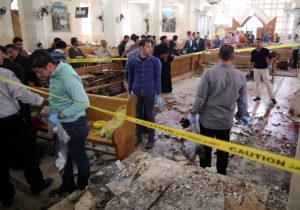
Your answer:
[139,54,148,61]
[250,48,272,69]
[118,41,126,57]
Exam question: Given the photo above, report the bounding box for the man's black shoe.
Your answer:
[271,98,277,104]
[145,140,155,149]
[31,178,53,194]
[49,184,75,197]
[180,118,190,129]
[253,97,261,101]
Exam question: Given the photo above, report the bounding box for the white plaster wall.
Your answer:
[0,0,17,45]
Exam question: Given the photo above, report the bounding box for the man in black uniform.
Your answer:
[154,36,174,93]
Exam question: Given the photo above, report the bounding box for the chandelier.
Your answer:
[205,0,222,5]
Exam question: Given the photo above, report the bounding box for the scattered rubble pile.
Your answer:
[51,151,269,210]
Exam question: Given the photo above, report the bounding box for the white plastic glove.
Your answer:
[268,64,272,70]
[188,114,196,125]
[157,95,163,110]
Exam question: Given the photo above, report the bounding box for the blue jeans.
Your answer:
[61,116,90,188]
[136,94,155,141]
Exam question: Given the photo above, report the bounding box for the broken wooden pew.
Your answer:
[34,88,136,160]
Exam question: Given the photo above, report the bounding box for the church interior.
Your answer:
[0,0,300,209]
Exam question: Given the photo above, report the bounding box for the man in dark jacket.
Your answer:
[193,32,205,52]
[128,39,163,149]
[169,35,179,56]
[154,36,174,93]
[68,37,86,68]
[5,44,42,87]
[50,40,67,63]
[0,45,26,84]
[183,31,195,54]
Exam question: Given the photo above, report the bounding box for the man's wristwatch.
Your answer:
[57,112,64,120]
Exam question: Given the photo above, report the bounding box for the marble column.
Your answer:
[102,0,123,46]
[149,0,162,36]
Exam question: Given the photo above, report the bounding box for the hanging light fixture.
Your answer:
[205,0,222,5]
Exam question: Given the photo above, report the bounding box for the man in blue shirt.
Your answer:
[128,39,163,149]
[29,50,90,197]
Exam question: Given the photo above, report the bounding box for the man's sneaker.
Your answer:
[253,97,261,101]
[271,98,277,104]
[145,140,155,149]
[31,178,53,194]
[49,184,76,197]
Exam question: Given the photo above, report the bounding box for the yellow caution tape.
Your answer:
[0,76,300,174]
[67,43,300,63]
[67,57,127,63]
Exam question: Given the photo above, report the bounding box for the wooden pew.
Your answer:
[35,88,136,160]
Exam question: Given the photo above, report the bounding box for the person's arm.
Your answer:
[127,59,134,93]
[78,48,86,58]
[190,71,210,115]
[235,76,248,120]
[60,74,90,117]
[250,51,254,69]
[6,71,43,106]
[68,48,76,59]
[266,49,273,65]
[154,58,162,95]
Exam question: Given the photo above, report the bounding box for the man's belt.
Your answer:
[0,114,20,122]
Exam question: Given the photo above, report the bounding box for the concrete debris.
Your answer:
[75,191,93,210]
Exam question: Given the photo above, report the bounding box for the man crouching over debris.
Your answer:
[182,45,248,175]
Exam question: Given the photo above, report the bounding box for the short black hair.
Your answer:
[132,35,140,42]
[54,37,62,44]
[56,40,67,49]
[5,44,18,51]
[173,35,178,41]
[12,37,23,44]
[146,35,153,39]
[0,45,7,54]
[29,50,56,68]
[130,34,136,39]
[139,39,151,47]
[160,36,167,41]
[141,35,146,39]
[71,37,78,45]
[219,45,234,61]
[124,35,130,39]
[37,43,43,47]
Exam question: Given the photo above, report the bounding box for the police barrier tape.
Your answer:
[67,43,300,63]
[1,77,300,174]
[67,57,127,63]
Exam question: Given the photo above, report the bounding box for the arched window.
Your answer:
[242,16,264,35]
[11,0,18,10]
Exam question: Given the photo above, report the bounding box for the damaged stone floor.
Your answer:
[1,74,299,210]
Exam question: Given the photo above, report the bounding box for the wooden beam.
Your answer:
[85,81,123,92]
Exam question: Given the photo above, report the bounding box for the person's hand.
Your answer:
[188,114,196,125]
[49,114,59,126]
[127,93,132,100]
[268,64,272,70]
[241,116,249,126]
[157,95,163,110]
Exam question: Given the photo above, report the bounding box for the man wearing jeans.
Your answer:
[128,39,163,149]
[250,39,277,104]
[182,45,248,175]
[29,50,90,197]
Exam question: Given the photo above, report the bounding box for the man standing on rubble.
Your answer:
[29,50,90,197]
[128,39,163,149]
[181,45,248,175]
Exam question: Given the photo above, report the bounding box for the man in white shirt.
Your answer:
[96,40,114,58]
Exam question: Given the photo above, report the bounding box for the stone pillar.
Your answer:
[287,127,300,210]
[0,0,15,44]
[178,0,197,38]
[102,0,122,46]
[149,0,162,36]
